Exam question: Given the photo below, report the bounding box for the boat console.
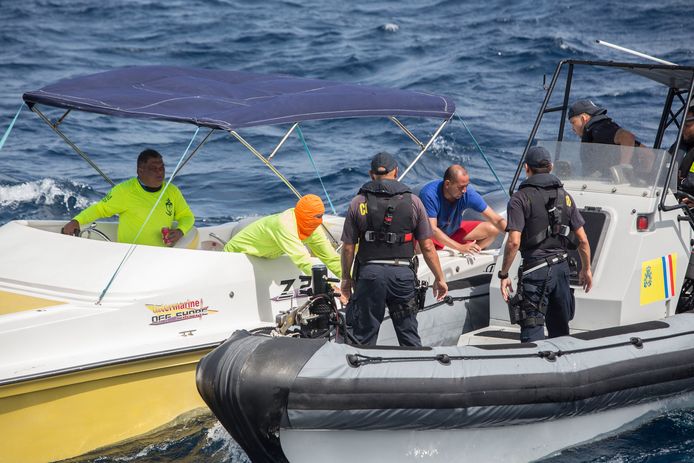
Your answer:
[462,58,694,346]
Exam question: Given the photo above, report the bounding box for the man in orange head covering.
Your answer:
[224,194,341,278]
[295,194,325,240]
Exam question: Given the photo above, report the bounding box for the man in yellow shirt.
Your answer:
[224,194,341,278]
[61,149,195,247]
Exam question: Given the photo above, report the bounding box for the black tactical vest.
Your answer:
[356,179,415,264]
[674,142,694,194]
[516,173,578,253]
[581,114,611,143]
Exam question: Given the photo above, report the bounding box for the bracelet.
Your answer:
[497,271,509,279]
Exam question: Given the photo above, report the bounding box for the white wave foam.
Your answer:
[205,421,250,461]
[0,178,92,209]
[432,136,454,153]
[430,137,473,164]
[381,23,400,32]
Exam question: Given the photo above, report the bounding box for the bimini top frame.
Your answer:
[23,65,455,197]
[509,59,694,222]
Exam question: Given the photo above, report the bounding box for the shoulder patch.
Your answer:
[565,194,572,207]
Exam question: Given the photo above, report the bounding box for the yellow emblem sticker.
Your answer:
[359,202,368,215]
[640,254,676,305]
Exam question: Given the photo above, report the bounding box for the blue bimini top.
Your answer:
[22,66,455,130]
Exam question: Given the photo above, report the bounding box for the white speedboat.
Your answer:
[0,66,494,462]
[196,59,694,462]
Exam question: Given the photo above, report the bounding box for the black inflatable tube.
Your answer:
[196,331,326,463]
[197,326,694,460]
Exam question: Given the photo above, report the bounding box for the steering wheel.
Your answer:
[79,225,111,242]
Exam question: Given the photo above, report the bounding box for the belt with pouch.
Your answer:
[521,253,568,275]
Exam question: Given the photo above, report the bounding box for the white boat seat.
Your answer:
[228,217,261,240]
[174,226,199,250]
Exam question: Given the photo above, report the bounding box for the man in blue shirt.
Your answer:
[419,165,506,253]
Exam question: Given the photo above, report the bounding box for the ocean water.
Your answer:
[1,0,694,461]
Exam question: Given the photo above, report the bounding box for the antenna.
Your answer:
[595,40,677,66]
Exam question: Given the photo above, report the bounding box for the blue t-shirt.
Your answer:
[418,180,488,236]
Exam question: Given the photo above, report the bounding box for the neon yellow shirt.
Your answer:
[73,177,195,246]
[224,208,341,277]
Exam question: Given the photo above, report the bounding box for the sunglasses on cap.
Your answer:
[686,116,694,124]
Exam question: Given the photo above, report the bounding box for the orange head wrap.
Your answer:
[295,194,325,240]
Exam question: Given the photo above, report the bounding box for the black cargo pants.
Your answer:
[520,259,575,343]
[346,262,421,347]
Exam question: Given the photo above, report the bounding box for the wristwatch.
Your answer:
[497,271,509,279]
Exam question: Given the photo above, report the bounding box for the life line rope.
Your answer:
[455,112,508,199]
[0,104,23,152]
[296,125,337,215]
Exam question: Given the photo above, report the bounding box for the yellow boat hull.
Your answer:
[0,347,213,463]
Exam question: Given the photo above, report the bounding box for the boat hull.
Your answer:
[0,347,212,463]
[281,394,694,463]
[0,219,494,461]
[196,314,694,463]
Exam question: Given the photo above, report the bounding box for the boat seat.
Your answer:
[228,217,261,240]
[174,226,199,250]
[199,218,262,252]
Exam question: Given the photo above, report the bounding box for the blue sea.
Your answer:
[1,1,694,461]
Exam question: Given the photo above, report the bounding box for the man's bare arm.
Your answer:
[481,207,507,233]
[499,230,520,301]
[574,227,593,292]
[500,231,520,275]
[615,128,638,164]
[339,243,356,304]
[418,238,448,300]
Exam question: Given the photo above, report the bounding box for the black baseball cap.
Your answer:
[371,151,397,174]
[526,146,553,168]
[568,99,607,119]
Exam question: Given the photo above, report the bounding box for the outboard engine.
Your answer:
[274,265,344,339]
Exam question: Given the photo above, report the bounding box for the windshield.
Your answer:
[534,140,670,197]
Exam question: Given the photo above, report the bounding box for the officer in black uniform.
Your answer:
[340,152,448,346]
[568,99,641,176]
[498,146,593,343]
[670,104,694,199]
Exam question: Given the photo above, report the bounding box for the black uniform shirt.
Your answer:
[506,186,585,260]
[580,116,625,175]
[670,140,694,193]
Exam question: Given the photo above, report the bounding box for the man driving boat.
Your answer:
[61,149,195,246]
[224,194,342,278]
[670,104,694,202]
[568,99,643,177]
